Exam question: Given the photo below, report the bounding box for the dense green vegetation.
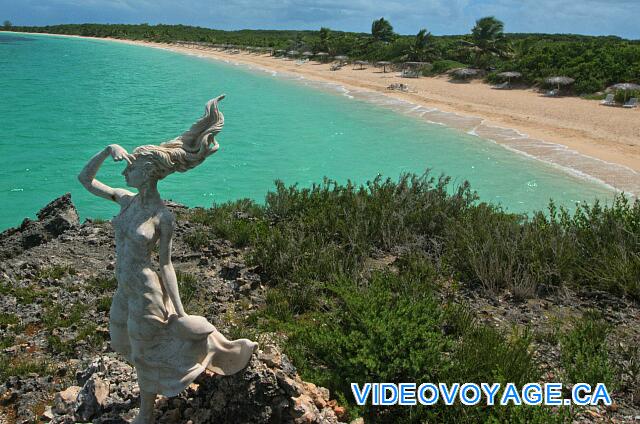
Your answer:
[189,174,640,300]
[560,312,616,389]
[180,173,638,422]
[5,18,639,94]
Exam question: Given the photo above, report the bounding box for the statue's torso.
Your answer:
[112,197,167,317]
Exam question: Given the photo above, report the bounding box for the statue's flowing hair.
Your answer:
[133,96,224,179]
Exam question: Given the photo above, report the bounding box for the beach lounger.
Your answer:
[387,83,409,92]
[492,81,510,90]
[623,98,638,108]
[330,64,342,71]
[401,69,419,78]
[600,93,615,106]
[543,89,559,97]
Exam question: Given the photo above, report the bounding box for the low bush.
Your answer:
[182,172,637,421]
[0,354,50,381]
[36,264,76,280]
[0,312,19,326]
[176,271,198,307]
[0,282,44,304]
[186,199,265,248]
[560,313,616,389]
[87,276,117,292]
[423,60,468,76]
[614,89,640,104]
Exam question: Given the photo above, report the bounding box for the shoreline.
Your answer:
[9,31,640,194]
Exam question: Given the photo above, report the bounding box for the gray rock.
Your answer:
[0,193,79,259]
[53,385,81,415]
[48,343,346,424]
[74,375,109,421]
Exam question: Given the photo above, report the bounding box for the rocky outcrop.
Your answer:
[48,341,346,424]
[0,192,347,423]
[0,193,79,259]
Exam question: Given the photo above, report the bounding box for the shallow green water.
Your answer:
[0,32,615,230]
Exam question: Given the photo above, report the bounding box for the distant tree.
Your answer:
[3,20,11,29]
[463,16,510,67]
[405,28,437,61]
[319,27,331,52]
[371,17,394,42]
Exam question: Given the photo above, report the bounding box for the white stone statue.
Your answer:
[78,95,257,423]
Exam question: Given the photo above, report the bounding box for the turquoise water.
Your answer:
[0,32,615,230]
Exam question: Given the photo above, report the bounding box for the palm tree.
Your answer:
[3,20,11,29]
[371,17,394,43]
[405,28,436,61]
[462,16,510,68]
[319,27,331,52]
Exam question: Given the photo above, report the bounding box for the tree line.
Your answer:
[4,18,640,94]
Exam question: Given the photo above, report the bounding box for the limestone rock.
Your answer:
[0,193,79,259]
[48,343,346,424]
[53,385,81,415]
[74,375,109,421]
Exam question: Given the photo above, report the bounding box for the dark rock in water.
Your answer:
[0,193,79,259]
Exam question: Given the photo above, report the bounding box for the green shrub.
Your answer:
[427,60,468,75]
[567,197,640,298]
[36,264,76,280]
[47,335,74,356]
[187,199,265,248]
[560,313,615,388]
[87,276,117,292]
[48,325,106,356]
[176,271,198,307]
[77,323,106,348]
[0,335,15,349]
[0,282,44,304]
[614,89,640,104]
[252,174,476,287]
[184,229,211,249]
[0,312,19,326]
[200,173,639,301]
[582,93,607,100]
[97,296,112,312]
[185,173,637,422]
[42,303,88,329]
[0,354,50,381]
[260,269,548,422]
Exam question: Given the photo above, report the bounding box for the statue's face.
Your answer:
[122,160,149,188]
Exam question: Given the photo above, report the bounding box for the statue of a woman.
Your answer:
[78,95,257,423]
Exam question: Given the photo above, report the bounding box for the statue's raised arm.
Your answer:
[77,144,135,205]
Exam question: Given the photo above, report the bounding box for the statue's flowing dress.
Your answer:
[108,210,256,396]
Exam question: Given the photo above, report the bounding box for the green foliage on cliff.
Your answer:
[183,172,635,422]
[560,313,616,388]
[6,20,639,94]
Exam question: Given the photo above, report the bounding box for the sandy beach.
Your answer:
[136,41,640,167]
[14,33,640,193]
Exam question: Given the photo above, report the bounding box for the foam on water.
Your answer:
[212,53,640,195]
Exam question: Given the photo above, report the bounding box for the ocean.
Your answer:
[0,32,616,230]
